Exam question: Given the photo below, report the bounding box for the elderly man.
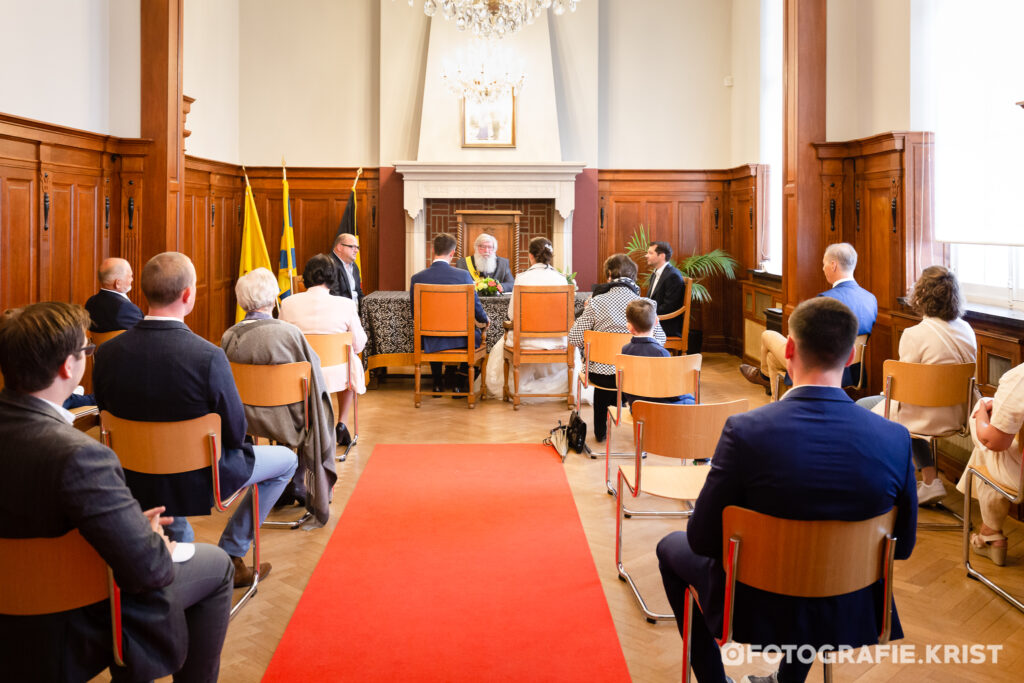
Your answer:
[645,240,686,337]
[740,242,877,392]
[0,301,233,682]
[84,257,144,332]
[329,233,363,307]
[455,233,515,293]
[411,233,490,394]
[658,297,916,683]
[94,252,297,587]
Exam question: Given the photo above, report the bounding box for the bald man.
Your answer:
[84,257,144,332]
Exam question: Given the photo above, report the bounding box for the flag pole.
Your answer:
[352,167,362,192]
[282,156,287,182]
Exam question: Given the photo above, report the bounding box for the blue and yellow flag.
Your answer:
[278,164,297,298]
[237,172,273,322]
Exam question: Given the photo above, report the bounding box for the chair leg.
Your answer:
[566,361,574,409]
[230,486,261,618]
[503,357,510,402]
[823,660,833,683]
[963,469,1024,612]
[616,469,675,623]
[467,362,476,409]
[414,362,422,408]
[682,589,694,683]
[513,363,521,410]
[920,440,963,530]
[336,392,358,462]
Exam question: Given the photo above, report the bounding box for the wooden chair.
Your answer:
[770,333,869,402]
[502,284,575,410]
[605,353,703,495]
[682,506,898,682]
[99,411,261,617]
[304,331,358,461]
[616,399,748,623]
[0,529,124,667]
[412,283,487,408]
[230,361,312,529]
[575,330,633,458]
[882,359,976,529]
[92,329,127,346]
[659,276,693,355]
[962,424,1024,613]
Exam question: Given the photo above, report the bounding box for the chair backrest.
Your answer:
[304,332,352,368]
[843,333,870,390]
[614,353,702,401]
[882,360,976,414]
[100,411,221,476]
[413,283,476,350]
[631,398,747,460]
[582,330,633,367]
[0,529,113,614]
[512,284,574,340]
[658,275,693,340]
[92,329,126,346]
[231,361,311,407]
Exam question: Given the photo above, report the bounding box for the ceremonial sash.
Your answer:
[465,255,483,283]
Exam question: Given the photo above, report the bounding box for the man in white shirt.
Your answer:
[329,233,363,308]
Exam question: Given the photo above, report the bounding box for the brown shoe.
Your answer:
[231,555,271,588]
[739,364,770,389]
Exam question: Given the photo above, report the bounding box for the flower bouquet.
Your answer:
[475,277,500,296]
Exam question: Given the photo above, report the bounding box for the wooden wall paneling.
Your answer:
[0,138,39,311]
[181,171,209,340]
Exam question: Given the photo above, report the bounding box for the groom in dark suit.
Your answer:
[657,297,917,683]
[645,241,686,337]
[84,257,144,332]
[410,232,489,393]
[0,301,232,682]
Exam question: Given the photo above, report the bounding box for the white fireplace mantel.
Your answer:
[393,161,586,285]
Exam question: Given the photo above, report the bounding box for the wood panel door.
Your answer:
[42,169,103,306]
[0,162,39,311]
[181,186,210,340]
[860,173,900,311]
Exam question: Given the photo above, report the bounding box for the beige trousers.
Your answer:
[759,330,788,379]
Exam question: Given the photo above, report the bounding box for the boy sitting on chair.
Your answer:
[621,299,695,407]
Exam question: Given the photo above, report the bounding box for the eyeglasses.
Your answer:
[79,343,97,357]
[342,243,360,251]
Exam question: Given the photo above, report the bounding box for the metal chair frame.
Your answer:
[100,411,261,617]
[962,425,1024,613]
[0,529,124,668]
[230,361,312,529]
[616,399,748,623]
[574,330,633,459]
[882,359,977,530]
[682,506,898,683]
[304,332,359,461]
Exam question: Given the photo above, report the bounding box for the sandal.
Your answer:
[971,531,1008,567]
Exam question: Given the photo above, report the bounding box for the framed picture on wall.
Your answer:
[461,93,516,148]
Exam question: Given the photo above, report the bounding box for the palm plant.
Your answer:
[624,225,737,303]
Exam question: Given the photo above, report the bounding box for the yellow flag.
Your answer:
[278,169,297,298]
[237,179,273,322]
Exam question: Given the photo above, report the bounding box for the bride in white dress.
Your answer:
[484,237,591,404]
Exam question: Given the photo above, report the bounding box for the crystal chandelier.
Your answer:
[409,0,580,40]
[441,40,526,103]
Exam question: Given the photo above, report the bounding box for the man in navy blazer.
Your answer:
[658,297,916,683]
[645,241,687,338]
[329,233,363,308]
[84,257,144,332]
[94,252,296,588]
[410,233,489,393]
[741,243,877,392]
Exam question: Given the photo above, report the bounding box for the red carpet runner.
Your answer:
[263,444,631,682]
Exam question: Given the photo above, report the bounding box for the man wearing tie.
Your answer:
[645,241,686,337]
[329,233,363,309]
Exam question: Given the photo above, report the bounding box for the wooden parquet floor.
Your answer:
[95,353,1024,682]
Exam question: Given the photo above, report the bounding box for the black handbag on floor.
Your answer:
[566,410,588,454]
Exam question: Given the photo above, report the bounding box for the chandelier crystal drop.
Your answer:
[415,0,580,40]
[441,40,526,103]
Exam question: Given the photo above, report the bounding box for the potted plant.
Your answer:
[624,225,737,352]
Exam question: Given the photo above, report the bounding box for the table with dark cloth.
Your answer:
[360,290,589,379]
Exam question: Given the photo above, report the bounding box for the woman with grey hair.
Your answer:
[221,267,337,523]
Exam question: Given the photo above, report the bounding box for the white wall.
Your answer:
[598,0,733,169]
[550,0,599,166]
[183,0,240,163]
[238,0,379,166]
[0,0,143,136]
[379,2,430,164]
[416,14,562,162]
[730,0,762,167]
[826,0,911,141]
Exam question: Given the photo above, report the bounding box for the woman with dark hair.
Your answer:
[568,253,665,442]
[858,265,976,505]
[484,237,574,399]
[280,254,367,445]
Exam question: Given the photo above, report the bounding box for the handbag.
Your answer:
[566,410,589,455]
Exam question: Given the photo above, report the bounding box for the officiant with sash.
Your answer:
[455,233,515,294]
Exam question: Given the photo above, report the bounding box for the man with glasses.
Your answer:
[455,233,515,294]
[330,233,363,308]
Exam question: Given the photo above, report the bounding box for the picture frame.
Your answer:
[460,93,516,148]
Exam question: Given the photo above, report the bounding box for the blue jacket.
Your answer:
[819,280,877,337]
[409,261,488,354]
[620,336,694,405]
[84,289,144,333]
[94,320,255,516]
[685,385,916,649]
